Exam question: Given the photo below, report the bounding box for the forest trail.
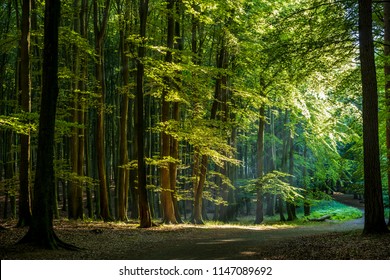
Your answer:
[134,193,365,259]
[1,194,375,260]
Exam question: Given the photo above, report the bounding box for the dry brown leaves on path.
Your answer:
[1,218,390,260]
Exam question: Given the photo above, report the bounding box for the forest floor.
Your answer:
[1,193,390,260]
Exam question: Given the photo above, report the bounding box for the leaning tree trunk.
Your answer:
[359,0,388,234]
[19,0,76,249]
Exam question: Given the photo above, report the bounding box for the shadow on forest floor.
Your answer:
[1,194,389,260]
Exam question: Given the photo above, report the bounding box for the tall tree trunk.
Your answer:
[19,0,75,249]
[117,0,131,221]
[266,108,276,216]
[136,0,153,228]
[303,141,310,216]
[255,105,265,224]
[359,0,388,234]
[68,0,83,220]
[171,0,183,224]
[160,0,178,224]
[78,0,88,220]
[384,0,390,226]
[287,133,297,220]
[17,0,32,227]
[94,0,112,221]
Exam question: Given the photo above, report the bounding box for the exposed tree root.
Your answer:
[17,228,80,251]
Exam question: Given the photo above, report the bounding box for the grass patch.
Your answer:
[204,199,363,227]
[307,200,362,221]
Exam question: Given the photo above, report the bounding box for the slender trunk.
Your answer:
[193,155,207,224]
[384,0,390,226]
[94,0,112,221]
[255,105,265,224]
[171,0,183,224]
[18,0,32,227]
[137,0,153,228]
[303,142,310,216]
[279,109,289,222]
[117,0,131,221]
[68,0,83,220]
[359,0,388,234]
[4,132,14,219]
[287,134,297,220]
[160,0,178,224]
[266,109,276,216]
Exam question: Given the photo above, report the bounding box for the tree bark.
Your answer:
[171,0,183,224]
[19,0,76,249]
[136,0,153,228]
[359,0,388,234]
[68,0,83,220]
[287,134,297,221]
[17,0,32,227]
[159,0,178,224]
[117,0,131,221]
[303,142,310,216]
[255,105,265,224]
[93,0,112,221]
[384,0,390,226]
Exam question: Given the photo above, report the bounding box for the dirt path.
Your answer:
[3,194,387,260]
[135,219,364,259]
[134,193,365,259]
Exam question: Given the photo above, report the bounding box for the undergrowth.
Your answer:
[204,199,363,227]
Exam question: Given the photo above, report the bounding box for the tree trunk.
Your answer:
[266,109,276,216]
[136,0,153,228]
[193,155,207,224]
[93,0,112,221]
[255,105,265,224]
[77,0,87,220]
[171,0,184,224]
[159,0,178,224]
[303,142,310,216]
[287,134,297,221]
[17,0,32,227]
[68,0,83,220]
[117,0,131,221]
[19,0,76,249]
[358,0,388,234]
[384,0,390,226]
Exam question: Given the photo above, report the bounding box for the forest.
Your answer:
[1,0,390,254]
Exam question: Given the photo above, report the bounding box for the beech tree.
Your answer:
[136,0,153,228]
[384,0,390,226]
[358,0,388,234]
[18,0,76,249]
[17,0,32,227]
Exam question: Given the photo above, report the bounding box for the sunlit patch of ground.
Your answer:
[0,218,389,260]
